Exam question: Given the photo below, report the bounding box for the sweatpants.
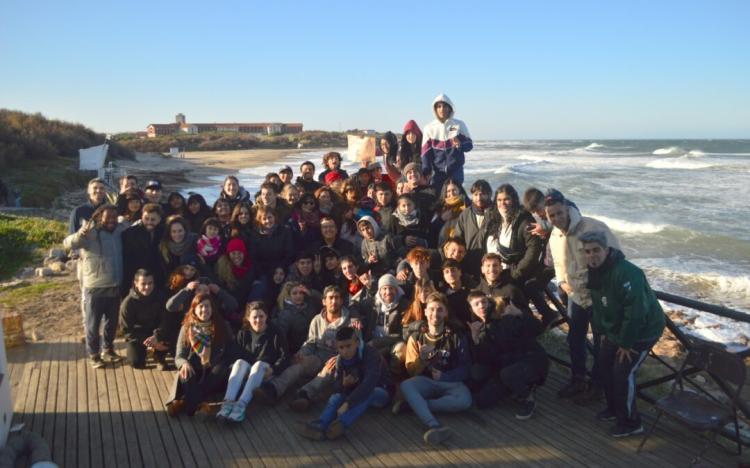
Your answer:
[224,359,270,405]
[598,337,654,428]
[399,376,472,428]
[268,355,323,397]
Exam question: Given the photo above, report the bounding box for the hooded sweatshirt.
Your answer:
[119,287,167,342]
[358,215,396,276]
[420,94,473,187]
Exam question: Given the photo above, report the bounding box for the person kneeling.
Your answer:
[217,302,289,423]
[466,291,549,419]
[300,326,391,440]
[165,293,234,417]
[396,292,471,445]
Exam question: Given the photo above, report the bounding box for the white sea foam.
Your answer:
[646,157,714,170]
[585,142,605,150]
[652,146,684,155]
[493,159,549,174]
[516,154,552,162]
[687,149,706,157]
[589,215,668,234]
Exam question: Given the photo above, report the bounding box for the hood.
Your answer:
[357,215,380,239]
[432,93,455,119]
[403,119,423,139]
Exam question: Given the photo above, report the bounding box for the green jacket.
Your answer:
[588,249,665,349]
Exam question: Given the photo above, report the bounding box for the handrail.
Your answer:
[544,285,750,447]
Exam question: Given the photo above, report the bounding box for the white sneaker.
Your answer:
[228,401,247,423]
[216,401,234,421]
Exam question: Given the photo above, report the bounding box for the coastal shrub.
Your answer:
[0,109,134,169]
[0,214,67,279]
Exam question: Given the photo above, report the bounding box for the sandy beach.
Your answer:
[115,148,320,192]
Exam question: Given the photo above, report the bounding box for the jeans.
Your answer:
[399,376,472,428]
[268,355,322,397]
[599,337,654,427]
[567,300,600,384]
[473,352,549,408]
[318,387,390,429]
[224,359,270,405]
[83,287,119,356]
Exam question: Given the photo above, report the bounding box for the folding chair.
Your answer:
[637,341,745,464]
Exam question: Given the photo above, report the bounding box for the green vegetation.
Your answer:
[0,109,133,168]
[115,130,348,153]
[0,280,67,307]
[0,213,67,279]
[4,156,94,207]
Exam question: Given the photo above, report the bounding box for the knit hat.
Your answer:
[403,162,421,175]
[367,162,382,171]
[279,165,293,174]
[226,238,247,255]
[378,273,398,290]
[579,231,609,248]
[324,171,343,185]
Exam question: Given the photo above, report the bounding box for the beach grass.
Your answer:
[3,156,94,207]
[0,280,67,307]
[0,213,67,279]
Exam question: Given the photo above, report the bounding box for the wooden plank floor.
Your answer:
[4,338,745,467]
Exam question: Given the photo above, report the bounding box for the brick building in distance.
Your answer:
[146,113,303,138]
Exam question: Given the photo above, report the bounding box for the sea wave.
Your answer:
[493,159,550,174]
[589,214,668,234]
[585,142,605,150]
[652,146,684,155]
[687,149,706,157]
[646,157,714,170]
[516,154,553,162]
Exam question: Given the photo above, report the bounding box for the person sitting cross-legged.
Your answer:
[394,292,472,445]
[299,326,391,440]
[216,302,289,423]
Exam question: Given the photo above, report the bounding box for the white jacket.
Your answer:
[548,208,620,308]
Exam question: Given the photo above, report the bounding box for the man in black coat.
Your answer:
[122,203,165,294]
[119,269,170,369]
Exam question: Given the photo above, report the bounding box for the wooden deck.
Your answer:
[5,337,744,467]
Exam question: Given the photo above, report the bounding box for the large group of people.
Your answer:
[64,94,665,445]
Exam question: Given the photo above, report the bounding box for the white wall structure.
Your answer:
[78,144,108,170]
[0,320,12,447]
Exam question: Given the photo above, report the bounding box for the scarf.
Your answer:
[393,208,420,227]
[188,321,213,367]
[347,278,363,296]
[231,258,251,279]
[168,232,194,257]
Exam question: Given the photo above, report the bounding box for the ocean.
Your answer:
[184,139,750,343]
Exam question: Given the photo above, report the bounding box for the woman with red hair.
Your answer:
[165,293,235,417]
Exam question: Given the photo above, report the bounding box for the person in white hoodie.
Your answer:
[420,94,473,189]
[545,190,620,401]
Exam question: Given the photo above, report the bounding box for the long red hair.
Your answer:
[181,293,227,346]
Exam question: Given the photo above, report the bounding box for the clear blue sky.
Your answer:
[1,0,748,139]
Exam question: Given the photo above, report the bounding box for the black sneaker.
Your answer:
[557,379,587,399]
[609,423,644,438]
[101,348,123,363]
[596,408,617,422]
[515,397,536,420]
[289,391,311,412]
[423,426,452,445]
[90,354,105,369]
[253,382,278,405]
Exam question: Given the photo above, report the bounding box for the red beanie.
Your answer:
[324,170,343,185]
[226,238,247,255]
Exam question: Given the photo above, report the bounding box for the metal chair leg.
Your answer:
[637,410,663,453]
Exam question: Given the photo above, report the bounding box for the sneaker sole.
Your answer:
[424,428,452,445]
[515,410,535,420]
[611,426,644,438]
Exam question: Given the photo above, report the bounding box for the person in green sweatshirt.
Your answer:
[580,231,665,438]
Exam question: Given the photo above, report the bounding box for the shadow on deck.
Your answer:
[5,338,745,467]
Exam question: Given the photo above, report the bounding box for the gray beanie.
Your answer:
[378,273,399,290]
[403,162,422,176]
[579,230,608,248]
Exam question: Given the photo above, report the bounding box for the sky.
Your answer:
[1,0,749,139]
